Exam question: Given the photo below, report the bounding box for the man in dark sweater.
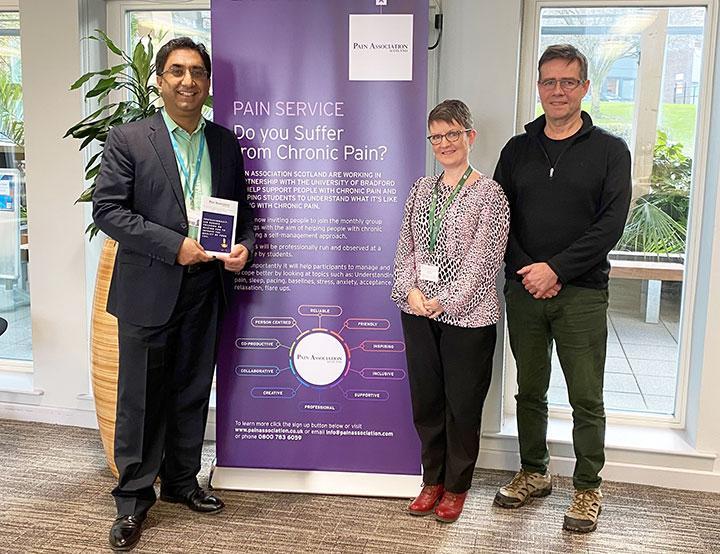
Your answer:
[491,44,631,533]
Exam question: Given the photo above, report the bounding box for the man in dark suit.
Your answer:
[93,37,254,551]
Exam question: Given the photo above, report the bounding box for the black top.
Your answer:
[493,111,632,289]
[539,131,575,167]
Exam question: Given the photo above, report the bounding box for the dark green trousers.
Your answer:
[505,280,608,490]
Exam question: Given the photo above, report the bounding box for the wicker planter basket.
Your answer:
[90,238,119,478]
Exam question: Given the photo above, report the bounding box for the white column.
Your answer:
[437,0,522,176]
[630,9,668,201]
[19,0,91,410]
[437,0,523,434]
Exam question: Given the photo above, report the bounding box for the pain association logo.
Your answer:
[289,329,350,388]
[234,304,407,412]
[348,14,414,81]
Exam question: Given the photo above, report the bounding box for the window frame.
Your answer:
[504,0,718,429]
[106,0,210,52]
[0,1,32,375]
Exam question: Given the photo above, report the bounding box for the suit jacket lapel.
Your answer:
[147,111,186,217]
[205,122,221,197]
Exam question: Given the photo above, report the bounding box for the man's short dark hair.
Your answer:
[428,99,473,130]
[155,37,212,78]
[538,44,588,82]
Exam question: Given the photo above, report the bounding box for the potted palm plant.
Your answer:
[617,130,691,257]
[65,30,159,477]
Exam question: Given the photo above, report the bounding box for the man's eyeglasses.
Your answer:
[427,129,470,145]
[538,78,585,91]
[159,65,209,81]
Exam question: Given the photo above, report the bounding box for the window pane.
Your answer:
[128,9,210,50]
[537,6,706,416]
[0,11,31,363]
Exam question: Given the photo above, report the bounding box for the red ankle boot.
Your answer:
[434,490,468,523]
[408,484,444,516]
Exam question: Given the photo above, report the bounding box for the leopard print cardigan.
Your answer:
[391,173,510,328]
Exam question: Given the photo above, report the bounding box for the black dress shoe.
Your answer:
[109,514,144,551]
[160,487,225,513]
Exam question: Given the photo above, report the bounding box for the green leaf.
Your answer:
[85,164,101,181]
[67,32,163,241]
[76,186,95,204]
[88,223,101,241]
[80,134,97,150]
[0,71,24,147]
[617,197,687,255]
[70,71,99,90]
[83,220,102,240]
[64,103,120,137]
[147,36,154,65]
[69,64,127,90]
[85,76,119,98]
[132,40,145,72]
[93,29,126,59]
[84,151,103,172]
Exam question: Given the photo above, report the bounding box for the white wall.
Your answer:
[434,0,523,436]
[436,0,523,176]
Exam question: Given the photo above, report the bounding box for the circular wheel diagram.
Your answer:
[289,329,350,388]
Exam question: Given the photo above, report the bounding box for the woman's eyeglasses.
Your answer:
[427,129,470,145]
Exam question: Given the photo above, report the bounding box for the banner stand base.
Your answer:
[210,463,422,498]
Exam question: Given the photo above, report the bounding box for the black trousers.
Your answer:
[112,266,220,517]
[401,312,496,493]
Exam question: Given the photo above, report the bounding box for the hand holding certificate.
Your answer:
[198,196,238,256]
[219,243,249,272]
[198,196,249,272]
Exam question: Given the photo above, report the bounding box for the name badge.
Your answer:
[419,263,439,283]
[187,208,201,231]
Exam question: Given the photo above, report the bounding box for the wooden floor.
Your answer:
[0,419,718,553]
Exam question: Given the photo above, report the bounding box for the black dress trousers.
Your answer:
[112,264,220,517]
[401,311,496,493]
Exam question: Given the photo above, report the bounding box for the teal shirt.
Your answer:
[161,109,212,239]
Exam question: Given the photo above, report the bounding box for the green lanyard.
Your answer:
[428,165,473,253]
[170,131,205,206]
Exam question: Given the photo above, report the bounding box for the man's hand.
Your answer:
[217,244,249,272]
[407,288,431,317]
[517,262,559,299]
[541,282,562,299]
[176,238,213,266]
[423,298,444,319]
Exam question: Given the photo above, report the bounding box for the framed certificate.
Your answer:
[198,196,238,256]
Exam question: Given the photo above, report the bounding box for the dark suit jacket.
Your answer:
[93,111,255,327]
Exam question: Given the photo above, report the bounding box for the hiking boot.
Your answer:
[493,470,552,508]
[563,488,603,533]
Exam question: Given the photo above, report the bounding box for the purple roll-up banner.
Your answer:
[210,0,427,497]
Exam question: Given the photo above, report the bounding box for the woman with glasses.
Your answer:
[391,99,509,523]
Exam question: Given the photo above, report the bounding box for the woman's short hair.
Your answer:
[428,99,473,130]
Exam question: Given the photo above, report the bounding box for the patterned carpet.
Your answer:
[0,419,718,553]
